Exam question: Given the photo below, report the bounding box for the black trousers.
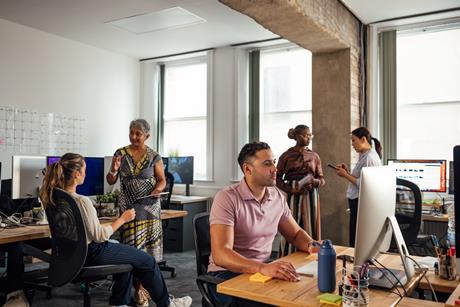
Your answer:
[348,198,359,247]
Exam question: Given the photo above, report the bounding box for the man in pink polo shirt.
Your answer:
[207,142,320,306]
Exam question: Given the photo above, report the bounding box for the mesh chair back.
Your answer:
[395,178,422,244]
[193,212,211,276]
[45,187,88,286]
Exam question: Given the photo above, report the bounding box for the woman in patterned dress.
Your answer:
[276,124,325,256]
[107,119,166,307]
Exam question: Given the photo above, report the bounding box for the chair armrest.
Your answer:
[23,243,51,263]
[197,274,225,285]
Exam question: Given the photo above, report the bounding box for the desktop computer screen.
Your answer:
[387,159,446,192]
[168,156,194,185]
[12,156,46,199]
[47,156,104,196]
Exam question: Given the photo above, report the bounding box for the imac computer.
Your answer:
[354,166,414,288]
[387,159,446,192]
[167,156,194,196]
[47,156,104,196]
[12,156,46,199]
[453,146,460,274]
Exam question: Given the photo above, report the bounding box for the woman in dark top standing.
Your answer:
[334,127,382,247]
[276,125,325,256]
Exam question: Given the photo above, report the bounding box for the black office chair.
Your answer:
[193,212,228,307]
[158,171,176,277]
[392,179,434,256]
[45,187,133,307]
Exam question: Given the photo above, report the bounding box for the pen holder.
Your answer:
[341,267,369,307]
[439,255,457,280]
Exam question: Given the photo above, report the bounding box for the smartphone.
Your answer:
[327,163,338,170]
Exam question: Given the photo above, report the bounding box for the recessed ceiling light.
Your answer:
[106,7,206,34]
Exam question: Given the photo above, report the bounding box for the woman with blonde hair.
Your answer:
[40,153,191,307]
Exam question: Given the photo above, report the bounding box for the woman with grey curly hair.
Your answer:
[107,118,166,306]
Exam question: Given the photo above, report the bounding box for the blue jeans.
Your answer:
[86,241,170,306]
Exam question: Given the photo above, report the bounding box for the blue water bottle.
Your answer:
[318,239,336,292]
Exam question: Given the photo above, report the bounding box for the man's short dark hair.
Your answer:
[237,142,271,170]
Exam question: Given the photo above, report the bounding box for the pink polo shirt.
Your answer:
[208,179,291,272]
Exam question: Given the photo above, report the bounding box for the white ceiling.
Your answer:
[1,0,459,59]
[342,0,460,24]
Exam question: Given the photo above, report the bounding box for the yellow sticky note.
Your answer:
[249,273,273,283]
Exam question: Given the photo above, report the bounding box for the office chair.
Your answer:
[392,179,434,256]
[158,171,176,278]
[45,187,133,307]
[193,212,228,307]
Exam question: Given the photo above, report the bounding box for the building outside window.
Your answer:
[397,26,460,162]
[162,56,210,180]
[259,47,312,159]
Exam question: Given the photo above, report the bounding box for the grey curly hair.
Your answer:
[129,119,150,134]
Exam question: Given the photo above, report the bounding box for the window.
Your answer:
[396,26,460,161]
[258,47,312,159]
[161,56,211,180]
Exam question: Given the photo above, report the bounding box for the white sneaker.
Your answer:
[4,290,29,307]
[168,295,192,307]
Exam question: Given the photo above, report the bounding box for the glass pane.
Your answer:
[260,48,312,113]
[163,119,207,180]
[164,62,207,119]
[259,111,312,160]
[396,26,460,163]
[397,27,460,104]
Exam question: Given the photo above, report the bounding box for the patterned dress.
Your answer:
[115,146,163,261]
[276,147,324,256]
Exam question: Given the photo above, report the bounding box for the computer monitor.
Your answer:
[46,156,104,196]
[0,161,2,195]
[354,166,414,288]
[12,156,46,199]
[449,161,455,195]
[162,157,169,173]
[453,146,460,274]
[387,159,447,192]
[167,156,194,196]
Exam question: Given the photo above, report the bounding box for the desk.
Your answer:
[398,297,444,306]
[422,214,448,223]
[164,195,210,252]
[217,246,422,307]
[0,210,187,245]
[418,269,459,294]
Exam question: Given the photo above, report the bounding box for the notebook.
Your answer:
[296,260,317,276]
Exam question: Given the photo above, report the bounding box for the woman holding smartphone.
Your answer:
[276,124,325,256]
[106,119,166,306]
[334,127,382,247]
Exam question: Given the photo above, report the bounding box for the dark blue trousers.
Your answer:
[86,241,170,306]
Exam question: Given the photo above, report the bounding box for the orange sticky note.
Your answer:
[249,273,273,283]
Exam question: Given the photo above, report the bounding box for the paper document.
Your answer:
[296,261,318,276]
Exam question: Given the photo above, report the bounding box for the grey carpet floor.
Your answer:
[30,250,202,307]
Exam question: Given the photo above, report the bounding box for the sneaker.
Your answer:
[4,290,29,307]
[168,295,192,307]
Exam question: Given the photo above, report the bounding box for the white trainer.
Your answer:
[168,295,192,307]
[4,290,30,307]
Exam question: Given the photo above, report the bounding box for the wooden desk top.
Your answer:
[217,246,422,307]
[418,269,459,293]
[422,214,448,222]
[398,297,444,306]
[0,209,187,245]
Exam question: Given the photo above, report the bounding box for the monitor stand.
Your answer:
[185,184,191,196]
[368,215,414,289]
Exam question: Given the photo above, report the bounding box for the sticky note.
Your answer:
[249,272,273,283]
[317,293,342,305]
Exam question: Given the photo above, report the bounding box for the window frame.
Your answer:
[158,52,214,181]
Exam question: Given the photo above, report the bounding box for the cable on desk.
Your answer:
[405,255,438,302]
[369,257,406,298]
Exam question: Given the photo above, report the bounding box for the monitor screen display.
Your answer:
[387,159,447,192]
[12,156,46,199]
[168,156,194,184]
[47,156,104,196]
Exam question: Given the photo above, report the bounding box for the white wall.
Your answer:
[0,18,140,178]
